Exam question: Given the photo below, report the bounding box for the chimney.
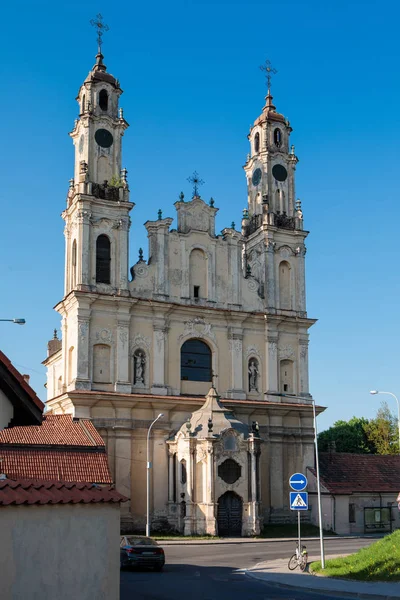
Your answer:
[22,374,30,385]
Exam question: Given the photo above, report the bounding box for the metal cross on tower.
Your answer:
[90,13,109,53]
[187,171,204,197]
[260,59,278,93]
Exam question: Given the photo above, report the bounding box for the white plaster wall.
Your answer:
[0,503,121,600]
[0,389,13,429]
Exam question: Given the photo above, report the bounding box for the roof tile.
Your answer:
[0,479,127,506]
[311,453,400,494]
[0,414,105,446]
[0,448,112,484]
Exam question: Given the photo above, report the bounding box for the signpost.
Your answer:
[289,473,308,558]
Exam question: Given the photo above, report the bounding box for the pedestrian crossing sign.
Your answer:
[290,491,308,510]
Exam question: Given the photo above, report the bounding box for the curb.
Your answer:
[245,567,400,600]
[157,535,381,546]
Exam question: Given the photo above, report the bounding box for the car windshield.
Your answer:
[125,536,158,546]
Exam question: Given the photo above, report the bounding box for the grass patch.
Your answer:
[310,529,400,582]
[258,523,336,538]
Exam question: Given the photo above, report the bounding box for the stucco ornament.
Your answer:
[279,246,293,259]
[245,345,261,359]
[78,321,89,340]
[133,263,149,278]
[247,279,258,293]
[279,344,295,360]
[229,338,242,356]
[179,317,216,342]
[130,333,151,352]
[96,328,113,343]
[119,328,128,348]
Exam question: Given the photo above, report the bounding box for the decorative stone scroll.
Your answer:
[178,317,216,342]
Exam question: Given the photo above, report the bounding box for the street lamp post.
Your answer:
[146,413,164,537]
[370,390,400,454]
[0,319,26,324]
[269,391,325,568]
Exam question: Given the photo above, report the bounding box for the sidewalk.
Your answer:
[245,555,400,600]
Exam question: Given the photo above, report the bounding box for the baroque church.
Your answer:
[44,44,321,535]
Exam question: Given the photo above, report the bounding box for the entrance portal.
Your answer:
[217,491,243,536]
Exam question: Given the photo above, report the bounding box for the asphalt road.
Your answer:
[120,537,376,600]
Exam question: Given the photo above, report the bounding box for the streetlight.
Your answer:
[146,413,164,537]
[370,390,400,454]
[269,391,325,569]
[0,318,26,324]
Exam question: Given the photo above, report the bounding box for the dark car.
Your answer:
[120,536,165,571]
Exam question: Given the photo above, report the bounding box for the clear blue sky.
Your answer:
[1,0,399,432]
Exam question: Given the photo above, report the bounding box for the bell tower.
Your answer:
[63,15,133,296]
[242,61,313,401]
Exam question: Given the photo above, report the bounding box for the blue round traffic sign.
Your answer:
[289,473,307,492]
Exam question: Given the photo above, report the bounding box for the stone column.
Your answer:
[228,330,245,399]
[180,238,189,298]
[296,245,307,313]
[151,320,168,395]
[250,444,257,503]
[77,209,91,290]
[168,453,174,502]
[298,336,310,395]
[265,331,278,396]
[76,312,91,390]
[265,240,276,310]
[118,217,130,293]
[64,224,71,295]
[115,429,132,519]
[115,314,131,393]
[204,442,217,535]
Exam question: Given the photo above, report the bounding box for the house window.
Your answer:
[180,459,187,485]
[96,235,111,284]
[181,339,212,382]
[254,132,260,153]
[349,503,356,523]
[194,285,200,299]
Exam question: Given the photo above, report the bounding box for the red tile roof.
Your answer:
[0,448,112,484]
[0,479,127,506]
[311,453,400,494]
[0,414,105,446]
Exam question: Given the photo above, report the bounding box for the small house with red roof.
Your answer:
[307,452,400,535]
[0,350,44,429]
[0,478,126,600]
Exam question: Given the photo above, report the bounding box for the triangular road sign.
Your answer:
[292,493,307,507]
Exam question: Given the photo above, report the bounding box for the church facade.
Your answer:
[44,49,321,535]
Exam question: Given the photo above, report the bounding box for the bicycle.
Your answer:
[288,544,308,571]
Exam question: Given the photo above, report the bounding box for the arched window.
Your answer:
[274,128,282,147]
[93,344,111,383]
[180,459,187,485]
[81,94,86,113]
[279,260,291,309]
[280,359,294,393]
[96,235,111,284]
[99,89,108,111]
[189,248,207,299]
[71,239,77,289]
[181,339,211,382]
[254,132,260,154]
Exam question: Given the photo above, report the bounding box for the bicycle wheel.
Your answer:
[299,554,308,571]
[288,554,298,570]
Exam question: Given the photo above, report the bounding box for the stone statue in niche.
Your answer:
[248,359,259,392]
[133,349,146,385]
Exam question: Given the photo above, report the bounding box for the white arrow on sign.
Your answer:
[291,479,306,485]
[292,494,307,508]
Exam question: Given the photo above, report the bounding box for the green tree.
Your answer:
[364,401,399,455]
[318,416,373,453]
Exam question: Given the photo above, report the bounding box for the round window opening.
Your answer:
[218,459,241,484]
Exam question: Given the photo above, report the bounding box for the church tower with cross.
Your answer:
[45,20,320,535]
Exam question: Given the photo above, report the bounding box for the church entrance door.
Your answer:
[217,491,242,536]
